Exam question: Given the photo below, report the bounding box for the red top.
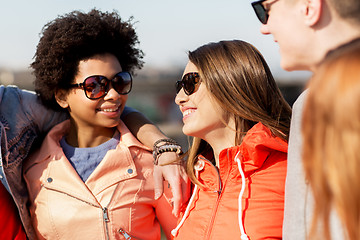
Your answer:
[0,183,26,240]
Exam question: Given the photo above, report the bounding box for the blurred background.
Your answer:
[0,0,310,149]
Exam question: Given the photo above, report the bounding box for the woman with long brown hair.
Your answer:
[303,41,360,240]
[172,40,292,239]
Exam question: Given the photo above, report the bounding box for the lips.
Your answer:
[180,106,197,121]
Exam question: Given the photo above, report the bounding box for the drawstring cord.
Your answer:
[172,154,249,240]
[235,152,249,240]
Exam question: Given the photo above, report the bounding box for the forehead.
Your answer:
[76,54,122,79]
[182,61,199,77]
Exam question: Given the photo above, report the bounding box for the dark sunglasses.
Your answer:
[176,72,200,95]
[69,71,132,100]
[251,0,268,24]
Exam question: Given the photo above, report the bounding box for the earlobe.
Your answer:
[302,0,322,26]
[55,89,69,109]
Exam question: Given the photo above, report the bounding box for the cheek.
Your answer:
[119,95,128,111]
[67,92,94,109]
[121,95,128,103]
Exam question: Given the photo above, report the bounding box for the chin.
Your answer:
[104,120,121,129]
[280,58,295,72]
[182,125,197,137]
[280,57,311,72]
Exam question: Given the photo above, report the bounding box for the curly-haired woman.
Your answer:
[22,9,178,240]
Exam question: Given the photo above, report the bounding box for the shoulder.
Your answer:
[292,90,308,116]
[0,86,41,140]
[0,85,41,111]
[0,85,66,131]
[289,89,309,145]
[24,121,69,170]
[117,121,151,151]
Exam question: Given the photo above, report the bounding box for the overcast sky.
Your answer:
[0,0,311,80]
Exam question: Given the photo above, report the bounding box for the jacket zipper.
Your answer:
[119,228,145,240]
[119,228,132,239]
[102,182,122,240]
[42,184,119,240]
[103,207,110,240]
[205,188,222,240]
[39,186,142,240]
[198,157,223,240]
[42,185,110,237]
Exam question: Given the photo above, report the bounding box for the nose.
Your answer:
[260,23,270,35]
[103,83,121,100]
[175,88,188,106]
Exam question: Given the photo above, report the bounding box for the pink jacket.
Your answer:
[24,120,177,240]
[172,123,287,240]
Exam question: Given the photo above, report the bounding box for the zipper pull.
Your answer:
[103,207,110,222]
[119,228,132,239]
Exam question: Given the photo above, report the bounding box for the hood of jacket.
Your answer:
[220,122,287,174]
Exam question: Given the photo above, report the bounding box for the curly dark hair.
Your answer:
[31,9,144,111]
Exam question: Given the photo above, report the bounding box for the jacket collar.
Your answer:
[30,120,150,164]
[219,122,288,173]
[195,122,288,190]
[24,120,150,203]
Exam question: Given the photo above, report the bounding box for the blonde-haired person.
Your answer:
[250,0,360,238]
[172,40,292,239]
[303,40,360,240]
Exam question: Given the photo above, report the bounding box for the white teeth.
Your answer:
[102,107,119,112]
[183,109,195,117]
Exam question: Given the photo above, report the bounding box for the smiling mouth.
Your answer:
[183,109,196,117]
[97,106,120,112]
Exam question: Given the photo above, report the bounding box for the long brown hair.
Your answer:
[303,41,360,240]
[185,40,291,184]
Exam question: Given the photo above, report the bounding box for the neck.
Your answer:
[203,122,236,167]
[311,11,360,72]
[66,120,116,148]
[313,33,360,73]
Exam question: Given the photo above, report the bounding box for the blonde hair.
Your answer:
[327,0,360,24]
[185,40,291,185]
[303,40,360,240]
[287,0,360,23]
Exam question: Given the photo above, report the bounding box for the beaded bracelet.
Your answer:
[153,138,178,149]
[152,139,183,165]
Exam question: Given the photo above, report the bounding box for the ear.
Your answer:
[301,0,322,26]
[55,89,69,109]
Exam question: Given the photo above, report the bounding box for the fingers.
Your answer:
[181,174,191,202]
[153,165,164,200]
[166,171,182,217]
[153,152,188,217]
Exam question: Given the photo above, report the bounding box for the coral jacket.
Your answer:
[24,120,176,240]
[172,123,287,240]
